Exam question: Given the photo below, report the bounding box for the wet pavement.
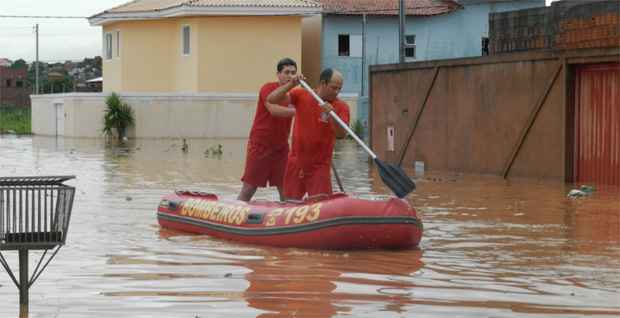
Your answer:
[0,135,619,317]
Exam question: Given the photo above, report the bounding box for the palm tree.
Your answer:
[103,93,135,141]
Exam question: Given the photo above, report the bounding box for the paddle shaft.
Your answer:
[331,164,345,192]
[299,80,377,160]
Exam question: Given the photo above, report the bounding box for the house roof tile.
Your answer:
[104,0,320,13]
[315,0,461,16]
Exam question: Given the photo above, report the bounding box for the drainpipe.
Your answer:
[399,0,405,63]
[361,13,367,97]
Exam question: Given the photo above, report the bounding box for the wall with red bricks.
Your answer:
[489,0,619,54]
[0,66,30,107]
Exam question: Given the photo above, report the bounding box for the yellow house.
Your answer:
[31,0,357,139]
[88,0,321,93]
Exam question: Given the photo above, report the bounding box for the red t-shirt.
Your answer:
[248,82,293,149]
[288,87,350,168]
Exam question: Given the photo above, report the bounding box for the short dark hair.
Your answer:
[319,68,334,84]
[277,58,297,73]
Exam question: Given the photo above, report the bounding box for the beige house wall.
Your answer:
[31,93,358,138]
[173,18,200,92]
[104,20,176,92]
[102,22,123,92]
[198,16,302,92]
[102,16,303,94]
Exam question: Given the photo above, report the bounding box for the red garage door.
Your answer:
[574,63,620,186]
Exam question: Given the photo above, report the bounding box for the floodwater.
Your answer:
[0,135,619,318]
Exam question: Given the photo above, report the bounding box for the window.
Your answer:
[405,35,416,60]
[104,33,113,59]
[16,80,23,88]
[349,35,362,57]
[482,37,490,56]
[338,34,349,56]
[116,31,121,58]
[6,79,12,87]
[338,34,362,57]
[182,25,191,55]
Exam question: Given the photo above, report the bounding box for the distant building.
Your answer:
[0,58,12,67]
[75,76,102,92]
[0,66,30,107]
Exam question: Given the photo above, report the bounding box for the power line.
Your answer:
[0,15,87,19]
[0,26,36,30]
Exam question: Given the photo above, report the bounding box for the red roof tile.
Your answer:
[103,0,320,13]
[316,0,461,16]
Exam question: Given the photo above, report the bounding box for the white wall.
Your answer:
[31,93,358,138]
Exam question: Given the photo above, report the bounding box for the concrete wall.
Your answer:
[102,16,303,94]
[31,93,358,138]
[317,0,544,96]
[369,47,619,179]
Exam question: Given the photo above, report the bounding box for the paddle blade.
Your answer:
[375,159,416,198]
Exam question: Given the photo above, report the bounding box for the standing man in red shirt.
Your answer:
[238,58,297,202]
[267,68,350,200]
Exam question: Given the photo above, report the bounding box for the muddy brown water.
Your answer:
[1,136,619,317]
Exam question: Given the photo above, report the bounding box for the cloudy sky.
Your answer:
[0,0,127,62]
[0,0,558,62]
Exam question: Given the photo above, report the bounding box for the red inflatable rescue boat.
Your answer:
[157,191,423,250]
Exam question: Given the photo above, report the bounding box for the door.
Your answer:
[54,102,64,136]
[574,63,620,185]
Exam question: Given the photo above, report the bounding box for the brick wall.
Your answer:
[555,2,620,50]
[0,66,30,107]
[489,7,552,53]
[490,0,620,54]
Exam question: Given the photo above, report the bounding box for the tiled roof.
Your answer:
[315,0,461,16]
[104,0,320,13]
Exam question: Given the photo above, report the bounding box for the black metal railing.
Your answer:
[0,176,74,250]
[0,175,76,313]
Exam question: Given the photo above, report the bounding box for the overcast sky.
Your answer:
[0,0,127,62]
[1,0,559,62]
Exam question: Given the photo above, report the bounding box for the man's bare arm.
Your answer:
[265,102,295,117]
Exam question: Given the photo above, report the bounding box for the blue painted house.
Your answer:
[301,0,546,125]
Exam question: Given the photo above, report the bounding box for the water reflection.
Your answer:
[0,135,618,317]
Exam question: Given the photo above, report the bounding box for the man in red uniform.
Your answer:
[267,68,350,200]
[238,58,297,202]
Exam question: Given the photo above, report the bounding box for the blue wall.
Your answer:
[321,0,546,103]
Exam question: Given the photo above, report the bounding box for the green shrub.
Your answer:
[103,93,135,141]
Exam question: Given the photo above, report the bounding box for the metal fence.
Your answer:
[0,176,75,250]
[0,175,76,312]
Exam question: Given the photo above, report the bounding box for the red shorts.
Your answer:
[283,161,332,200]
[241,141,288,188]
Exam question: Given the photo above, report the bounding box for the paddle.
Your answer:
[331,164,345,193]
[299,80,416,198]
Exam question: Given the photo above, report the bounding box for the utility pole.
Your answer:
[398,0,405,63]
[34,24,39,95]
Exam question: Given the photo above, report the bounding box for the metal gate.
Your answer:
[574,63,620,186]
